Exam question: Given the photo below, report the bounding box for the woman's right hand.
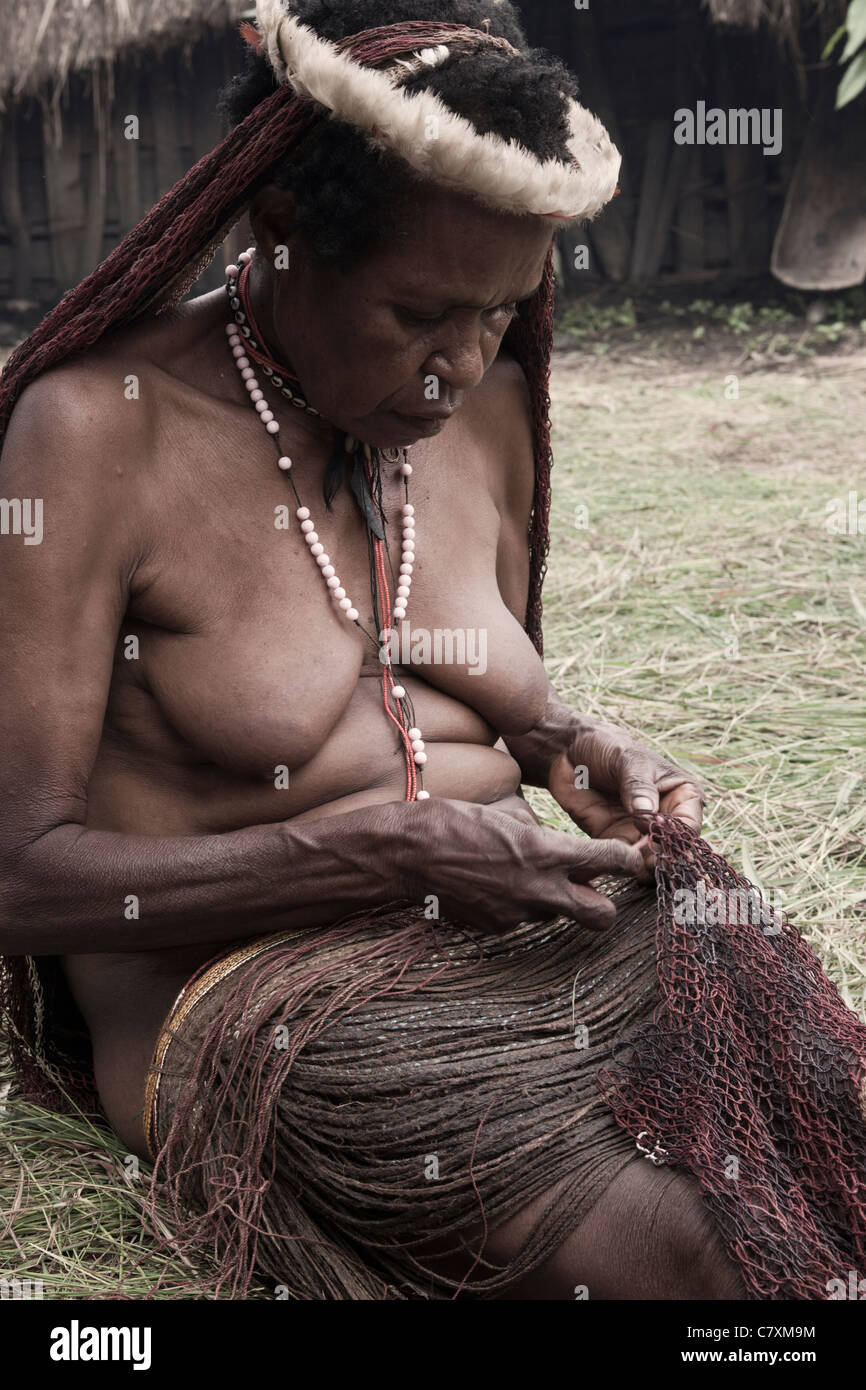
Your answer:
[388,796,650,933]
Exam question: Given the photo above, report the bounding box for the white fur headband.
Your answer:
[253,1,621,221]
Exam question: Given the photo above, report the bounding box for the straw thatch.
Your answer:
[706,0,796,25]
[704,0,842,39]
[0,0,249,104]
[0,1,845,106]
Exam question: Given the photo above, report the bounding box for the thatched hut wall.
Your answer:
[0,2,247,316]
[522,0,846,289]
[0,0,857,314]
[703,0,844,44]
[0,30,243,308]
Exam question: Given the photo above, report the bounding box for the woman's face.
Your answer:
[249,181,554,448]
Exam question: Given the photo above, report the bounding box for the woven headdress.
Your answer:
[249,0,621,221]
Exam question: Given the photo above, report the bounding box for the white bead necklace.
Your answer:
[225,251,430,801]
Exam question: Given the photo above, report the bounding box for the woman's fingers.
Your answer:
[535,825,649,882]
[457,879,617,934]
[402,799,652,934]
[618,753,705,832]
[633,833,655,872]
[549,881,619,930]
[657,778,705,833]
[511,829,650,928]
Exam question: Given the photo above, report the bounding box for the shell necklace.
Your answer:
[225,249,429,801]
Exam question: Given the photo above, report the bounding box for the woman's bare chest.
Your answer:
[117,429,548,776]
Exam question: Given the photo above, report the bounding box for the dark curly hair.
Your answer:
[219,0,580,267]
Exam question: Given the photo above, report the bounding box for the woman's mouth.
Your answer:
[391,409,453,437]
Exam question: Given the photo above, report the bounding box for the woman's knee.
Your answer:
[489,1162,745,1300]
[653,1172,745,1300]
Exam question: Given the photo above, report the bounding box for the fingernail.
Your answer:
[632,795,654,812]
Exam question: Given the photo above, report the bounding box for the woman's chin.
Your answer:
[379,412,448,446]
[339,411,449,450]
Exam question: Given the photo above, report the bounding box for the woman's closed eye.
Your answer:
[400,301,521,327]
[487,301,521,323]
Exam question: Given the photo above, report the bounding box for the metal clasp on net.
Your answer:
[636,1131,669,1166]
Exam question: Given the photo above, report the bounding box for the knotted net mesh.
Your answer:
[600,814,866,1300]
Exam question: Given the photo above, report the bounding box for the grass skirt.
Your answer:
[144,880,658,1299]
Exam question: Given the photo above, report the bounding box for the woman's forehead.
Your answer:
[383,262,545,309]
[372,188,553,296]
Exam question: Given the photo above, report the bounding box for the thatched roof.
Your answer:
[706,0,794,26]
[0,0,249,103]
[0,1,847,106]
[704,0,840,38]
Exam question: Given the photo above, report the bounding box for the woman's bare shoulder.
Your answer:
[2,291,226,486]
[470,348,532,438]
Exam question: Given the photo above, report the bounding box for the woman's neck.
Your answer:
[243,255,334,450]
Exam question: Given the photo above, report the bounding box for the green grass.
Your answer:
[2,343,865,1297]
[555,283,866,360]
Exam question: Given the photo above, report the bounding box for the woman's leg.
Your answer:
[485,1161,745,1299]
[423,1160,745,1299]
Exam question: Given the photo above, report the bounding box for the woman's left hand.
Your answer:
[547,718,705,850]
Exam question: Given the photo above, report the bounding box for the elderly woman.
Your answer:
[1,1,862,1302]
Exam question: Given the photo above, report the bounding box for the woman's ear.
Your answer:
[248,186,297,264]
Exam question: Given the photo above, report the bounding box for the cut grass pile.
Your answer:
[528,348,866,1013]
[0,1064,249,1299]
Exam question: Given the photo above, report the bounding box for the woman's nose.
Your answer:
[425,326,490,393]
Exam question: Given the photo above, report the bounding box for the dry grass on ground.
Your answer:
[529,346,866,1015]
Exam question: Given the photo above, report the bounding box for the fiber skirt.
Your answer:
[143,879,658,1299]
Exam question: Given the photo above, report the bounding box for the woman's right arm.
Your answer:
[0,370,403,954]
[0,370,645,956]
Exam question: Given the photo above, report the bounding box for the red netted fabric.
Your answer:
[599,813,866,1301]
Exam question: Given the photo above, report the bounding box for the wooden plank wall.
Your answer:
[0,6,818,305]
[518,0,810,288]
[0,28,245,309]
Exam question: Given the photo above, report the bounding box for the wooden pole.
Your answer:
[671,0,708,276]
[716,33,770,276]
[567,6,633,282]
[643,141,692,279]
[0,112,34,301]
[41,91,86,299]
[153,57,185,199]
[115,64,142,235]
[192,37,231,292]
[81,64,109,277]
[674,147,706,275]
[629,119,670,281]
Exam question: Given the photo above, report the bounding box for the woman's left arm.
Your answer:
[504,685,706,845]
